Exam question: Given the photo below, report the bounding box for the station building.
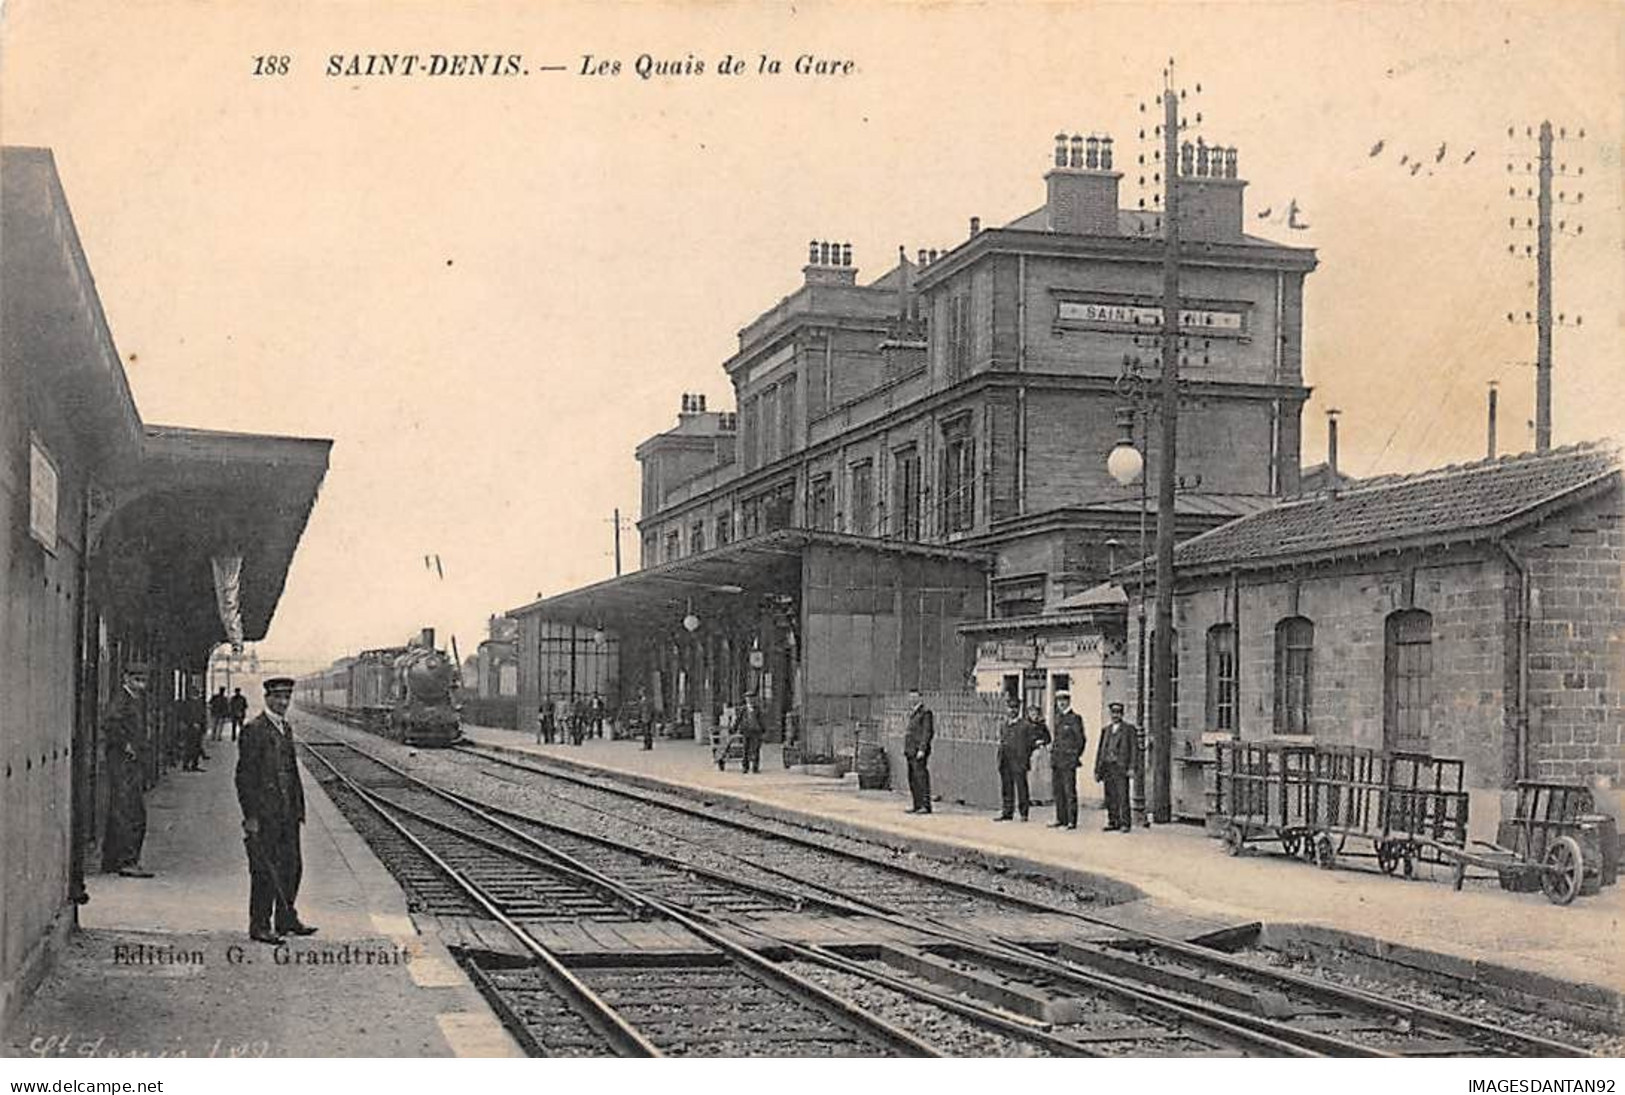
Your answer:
[1133,443,1625,828]
[1,147,330,1024]
[512,133,1317,773]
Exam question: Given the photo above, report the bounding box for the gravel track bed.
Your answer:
[477,966,619,1057]
[779,961,1049,1056]
[1256,948,1622,1056]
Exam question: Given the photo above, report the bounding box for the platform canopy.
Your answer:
[510,529,991,632]
[94,425,331,650]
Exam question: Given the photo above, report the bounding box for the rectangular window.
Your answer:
[742,396,760,470]
[993,575,1046,619]
[809,474,833,531]
[893,447,921,540]
[848,460,875,536]
[664,529,681,563]
[779,374,797,456]
[941,418,976,534]
[715,511,732,547]
[690,521,706,555]
[1206,624,1237,732]
[947,293,971,383]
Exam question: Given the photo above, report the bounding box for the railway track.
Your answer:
[432,736,1593,1058]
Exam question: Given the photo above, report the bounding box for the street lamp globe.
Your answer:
[1107,442,1144,486]
[682,613,701,633]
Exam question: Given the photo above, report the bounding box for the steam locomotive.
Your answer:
[297,628,463,747]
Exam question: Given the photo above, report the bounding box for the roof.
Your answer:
[509,528,991,629]
[1168,443,1622,574]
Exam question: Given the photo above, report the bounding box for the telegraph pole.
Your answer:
[1150,71,1182,824]
[1534,120,1553,452]
[612,507,623,576]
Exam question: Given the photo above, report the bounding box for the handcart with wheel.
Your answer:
[1432,781,1615,905]
[1212,740,1317,859]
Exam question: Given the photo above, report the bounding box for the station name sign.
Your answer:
[1056,300,1246,335]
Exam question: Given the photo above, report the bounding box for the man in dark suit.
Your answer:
[235,677,316,944]
[228,688,248,741]
[1095,701,1136,832]
[994,696,1049,821]
[1047,691,1086,830]
[736,693,764,774]
[902,690,934,814]
[102,662,154,877]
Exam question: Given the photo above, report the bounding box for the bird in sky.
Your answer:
[1369,139,1385,157]
[1287,199,1310,230]
[1399,153,1409,166]
[1257,206,1272,219]
[1410,162,1423,176]
[1435,142,1448,163]
[1463,149,1477,164]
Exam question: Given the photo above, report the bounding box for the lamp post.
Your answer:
[1107,397,1151,828]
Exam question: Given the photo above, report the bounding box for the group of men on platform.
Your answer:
[101,668,313,944]
[901,689,1139,832]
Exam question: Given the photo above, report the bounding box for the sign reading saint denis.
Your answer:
[1057,300,1246,335]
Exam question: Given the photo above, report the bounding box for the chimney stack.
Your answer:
[1045,130,1122,236]
[1487,382,1499,459]
[1325,409,1342,492]
[803,238,858,287]
[1176,140,1247,243]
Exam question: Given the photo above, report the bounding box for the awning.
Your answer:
[510,529,992,631]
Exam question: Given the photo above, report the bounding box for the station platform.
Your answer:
[461,725,1625,1019]
[4,736,522,1058]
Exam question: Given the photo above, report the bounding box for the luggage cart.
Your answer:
[1213,740,1317,859]
[1433,781,1612,905]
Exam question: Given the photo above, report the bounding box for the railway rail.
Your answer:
[295,719,1595,1057]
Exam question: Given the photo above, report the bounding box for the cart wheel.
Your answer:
[1451,860,1467,892]
[1377,841,1398,875]
[1281,834,1301,858]
[1314,833,1337,871]
[1541,836,1585,906]
[1222,824,1245,857]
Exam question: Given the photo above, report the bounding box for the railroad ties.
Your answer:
[295,723,1593,1059]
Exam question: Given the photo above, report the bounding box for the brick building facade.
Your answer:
[1138,445,1624,829]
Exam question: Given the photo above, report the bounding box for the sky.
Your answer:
[3,1,1622,669]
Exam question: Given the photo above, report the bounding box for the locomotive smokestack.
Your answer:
[420,627,436,648]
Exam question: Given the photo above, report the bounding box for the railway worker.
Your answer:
[536,701,555,745]
[736,693,765,774]
[228,688,248,741]
[236,677,316,944]
[902,690,934,814]
[182,682,208,772]
[590,692,607,738]
[637,690,655,751]
[102,662,155,878]
[209,686,230,741]
[570,695,589,746]
[1047,692,1086,830]
[994,696,1048,822]
[1095,702,1136,833]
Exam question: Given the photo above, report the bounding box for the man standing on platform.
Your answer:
[235,677,317,944]
[102,662,154,878]
[181,681,208,772]
[737,693,764,774]
[994,696,1048,822]
[1047,692,1086,830]
[209,686,230,742]
[902,690,934,814]
[228,687,248,741]
[1095,701,1135,832]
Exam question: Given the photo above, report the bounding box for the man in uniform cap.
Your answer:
[1047,692,1086,830]
[902,690,934,814]
[1095,701,1136,832]
[994,695,1048,821]
[235,676,316,943]
[102,661,154,877]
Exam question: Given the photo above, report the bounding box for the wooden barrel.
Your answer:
[856,741,890,790]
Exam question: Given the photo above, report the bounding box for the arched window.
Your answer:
[1205,623,1237,732]
[1384,609,1433,751]
[1274,617,1314,735]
